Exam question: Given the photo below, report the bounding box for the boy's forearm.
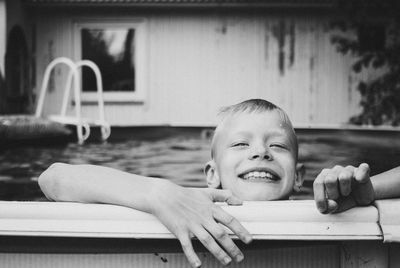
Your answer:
[38,163,252,268]
[371,166,400,200]
[38,163,169,213]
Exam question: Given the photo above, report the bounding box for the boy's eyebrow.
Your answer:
[229,130,252,138]
[230,129,292,142]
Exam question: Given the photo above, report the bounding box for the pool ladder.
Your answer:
[35,57,111,144]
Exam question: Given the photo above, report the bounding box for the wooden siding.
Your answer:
[0,243,395,268]
[34,11,361,126]
[0,248,340,268]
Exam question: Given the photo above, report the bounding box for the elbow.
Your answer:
[38,162,70,201]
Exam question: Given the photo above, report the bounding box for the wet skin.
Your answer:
[211,111,300,201]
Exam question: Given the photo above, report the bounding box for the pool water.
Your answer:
[1,127,399,200]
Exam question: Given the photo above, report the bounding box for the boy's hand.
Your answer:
[313,163,375,214]
[149,181,252,267]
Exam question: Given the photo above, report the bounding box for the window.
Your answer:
[75,20,146,102]
[81,28,135,92]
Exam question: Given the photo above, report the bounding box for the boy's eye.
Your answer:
[232,142,249,147]
[270,143,287,149]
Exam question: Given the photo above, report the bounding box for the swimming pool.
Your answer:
[1,127,400,200]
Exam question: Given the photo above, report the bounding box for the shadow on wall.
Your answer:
[3,25,31,115]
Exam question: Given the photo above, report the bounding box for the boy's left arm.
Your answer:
[313,164,400,214]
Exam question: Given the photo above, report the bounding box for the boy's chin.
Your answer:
[242,194,285,201]
[234,186,290,201]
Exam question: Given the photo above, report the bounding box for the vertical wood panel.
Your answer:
[341,241,388,268]
[3,242,394,268]
[0,245,339,268]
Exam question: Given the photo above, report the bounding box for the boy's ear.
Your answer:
[294,163,306,192]
[204,160,221,189]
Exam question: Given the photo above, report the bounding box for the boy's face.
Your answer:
[207,110,300,201]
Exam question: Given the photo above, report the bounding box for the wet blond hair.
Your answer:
[211,99,298,160]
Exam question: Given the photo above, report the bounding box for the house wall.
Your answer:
[34,9,361,127]
[0,0,5,75]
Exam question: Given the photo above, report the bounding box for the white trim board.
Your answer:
[0,200,382,240]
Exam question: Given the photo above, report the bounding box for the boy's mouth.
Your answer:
[238,169,280,183]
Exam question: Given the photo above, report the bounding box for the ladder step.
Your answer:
[48,115,108,127]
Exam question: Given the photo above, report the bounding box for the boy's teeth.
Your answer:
[242,171,275,180]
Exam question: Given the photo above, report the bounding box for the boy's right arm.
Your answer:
[38,163,252,267]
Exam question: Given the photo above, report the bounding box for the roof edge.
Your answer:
[22,0,337,9]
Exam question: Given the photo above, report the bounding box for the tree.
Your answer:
[331,0,400,125]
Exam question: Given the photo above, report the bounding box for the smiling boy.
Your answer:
[39,98,400,268]
[204,99,303,201]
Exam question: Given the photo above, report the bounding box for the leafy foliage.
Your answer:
[331,0,400,125]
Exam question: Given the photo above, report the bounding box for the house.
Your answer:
[0,0,383,127]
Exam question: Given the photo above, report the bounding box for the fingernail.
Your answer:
[194,260,201,267]
[236,253,244,262]
[245,235,253,244]
[224,257,232,265]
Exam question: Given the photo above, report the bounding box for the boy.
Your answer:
[202,99,399,214]
[39,99,400,267]
[203,98,302,201]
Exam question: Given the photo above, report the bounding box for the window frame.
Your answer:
[73,19,147,103]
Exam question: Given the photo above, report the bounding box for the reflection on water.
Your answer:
[1,128,399,200]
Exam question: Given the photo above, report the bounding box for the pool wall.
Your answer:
[1,200,399,267]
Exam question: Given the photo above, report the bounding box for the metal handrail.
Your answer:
[62,60,110,141]
[35,57,85,144]
[35,57,111,143]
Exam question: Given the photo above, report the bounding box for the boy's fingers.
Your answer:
[338,168,353,196]
[192,226,232,266]
[334,197,357,213]
[204,221,244,263]
[208,189,243,205]
[324,174,340,200]
[178,235,202,268]
[354,163,375,205]
[355,163,370,183]
[213,206,252,244]
[326,199,338,214]
[313,175,328,213]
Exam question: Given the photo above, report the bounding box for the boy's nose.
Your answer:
[249,146,272,160]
